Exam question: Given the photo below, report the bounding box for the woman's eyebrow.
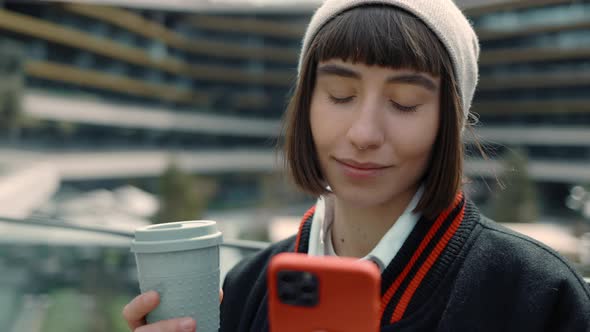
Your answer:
[317,64,437,92]
[386,74,438,92]
[317,64,361,79]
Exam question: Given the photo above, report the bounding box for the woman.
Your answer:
[123,1,590,331]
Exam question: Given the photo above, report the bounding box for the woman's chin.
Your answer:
[330,187,391,208]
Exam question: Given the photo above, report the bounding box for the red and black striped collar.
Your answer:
[293,193,478,326]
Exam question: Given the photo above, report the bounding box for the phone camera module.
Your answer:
[277,270,319,307]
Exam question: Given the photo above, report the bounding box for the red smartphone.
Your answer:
[268,253,381,332]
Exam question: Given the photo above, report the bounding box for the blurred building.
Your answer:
[459,0,590,218]
[0,1,307,209]
[0,0,588,217]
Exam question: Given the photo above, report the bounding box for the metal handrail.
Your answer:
[1,216,589,283]
[0,215,269,252]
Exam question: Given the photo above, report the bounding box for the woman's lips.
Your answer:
[335,158,392,179]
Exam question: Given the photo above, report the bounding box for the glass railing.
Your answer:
[0,215,268,332]
[1,215,588,332]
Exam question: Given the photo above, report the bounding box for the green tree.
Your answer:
[154,162,217,223]
[258,171,310,208]
[490,148,539,223]
[258,172,284,209]
[0,39,25,142]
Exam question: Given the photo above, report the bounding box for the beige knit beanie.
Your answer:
[298,0,480,121]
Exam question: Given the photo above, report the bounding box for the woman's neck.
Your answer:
[330,186,418,258]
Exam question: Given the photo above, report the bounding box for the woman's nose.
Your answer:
[346,100,385,150]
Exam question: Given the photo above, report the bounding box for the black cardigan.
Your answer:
[220,196,590,331]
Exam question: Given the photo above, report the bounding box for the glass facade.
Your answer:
[2,2,302,124]
[474,3,590,31]
[466,1,590,218]
[0,1,316,215]
[482,30,590,50]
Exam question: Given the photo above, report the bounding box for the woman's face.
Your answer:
[310,59,440,208]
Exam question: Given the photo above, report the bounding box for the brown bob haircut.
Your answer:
[282,5,465,220]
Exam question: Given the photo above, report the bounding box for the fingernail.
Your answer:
[180,318,195,332]
[142,291,155,304]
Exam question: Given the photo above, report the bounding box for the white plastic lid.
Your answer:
[131,220,222,253]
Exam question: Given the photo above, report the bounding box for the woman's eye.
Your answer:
[390,100,419,113]
[329,95,355,104]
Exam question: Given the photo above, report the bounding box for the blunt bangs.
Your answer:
[308,5,448,77]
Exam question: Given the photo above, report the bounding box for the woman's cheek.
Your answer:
[389,117,438,158]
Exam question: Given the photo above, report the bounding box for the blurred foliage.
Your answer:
[20,114,44,129]
[489,148,539,223]
[2,244,137,332]
[239,224,270,242]
[97,293,133,332]
[39,288,131,332]
[154,161,218,223]
[258,171,310,208]
[0,39,25,141]
[41,289,92,332]
[0,288,20,330]
[566,185,590,217]
[258,172,285,209]
[56,121,78,138]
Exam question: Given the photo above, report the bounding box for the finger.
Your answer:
[219,289,224,302]
[135,317,196,332]
[122,291,160,330]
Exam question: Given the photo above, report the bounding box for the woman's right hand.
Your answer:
[122,291,196,332]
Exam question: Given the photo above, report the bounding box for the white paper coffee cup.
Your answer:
[131,220,223,332]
